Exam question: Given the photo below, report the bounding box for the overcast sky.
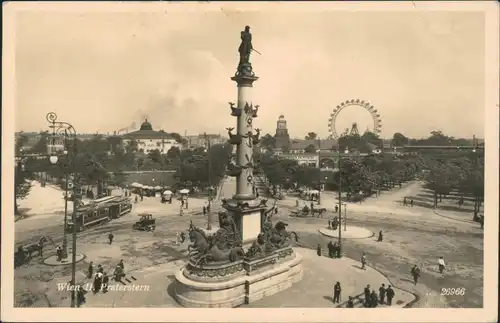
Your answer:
[12,4,486,139]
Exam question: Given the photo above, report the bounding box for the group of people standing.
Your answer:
[357,284,396,307]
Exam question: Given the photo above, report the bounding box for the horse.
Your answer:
[311,207,327,218]
[23,236,47,260]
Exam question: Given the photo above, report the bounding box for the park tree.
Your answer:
[305,132,317,140]
[392,132,409,147]
[259,134,276,150]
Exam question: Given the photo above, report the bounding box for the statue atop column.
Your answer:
[236,26,257,77]
[238,26,253,65]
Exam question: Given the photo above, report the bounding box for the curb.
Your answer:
[432,210,478,225]
[318,227,375,240]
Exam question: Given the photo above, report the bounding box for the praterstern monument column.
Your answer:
[173,26,303,308]
[223,31,266,248]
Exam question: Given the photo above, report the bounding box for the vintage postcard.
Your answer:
[2,1,498,322]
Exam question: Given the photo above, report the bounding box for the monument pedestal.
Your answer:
[174,247,303,308]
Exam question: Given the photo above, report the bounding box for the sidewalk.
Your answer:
[79,248,415,308]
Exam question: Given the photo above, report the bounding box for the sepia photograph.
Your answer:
[2,1,498,322]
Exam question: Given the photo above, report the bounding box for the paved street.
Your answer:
[13,179,482,308]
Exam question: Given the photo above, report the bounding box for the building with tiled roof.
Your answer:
[121,119,182,154]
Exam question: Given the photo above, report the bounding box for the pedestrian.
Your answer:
[135,195,138,204]
[335,205,339,213]
[333,241,339,258]
[438,256,446,274]
[256,191,259,198]
[180,231,186,244]
[386,285,395,305]
[274,206,278,214]
[316,244,322,257]
[410,199,414,207]
[361,253,367,270]
[310,202,314,211]
[97,264,104,274]
[56,245,62,262]
[403,196,407,206]
[480,214,484,229]
[379,283,386,304]
[327,241,334,258]
[108,232,114,245]
[346,296,354,308]
[102,273,109,293]
[328,219,331,229]
[76,285,87,307]
[186,199,189,209]
[363,284,371,307]
[140,194,143,202]
[370,290,378,308]
[93,272,102,294]
[180,207,184,217]
[296,199,299,207]
[411,264,421,285]
[377,230,383,242]
[333,282,342,303]
[181,199,185,207]
[203,206,207,216]
[118,259,125,272]
[87,261,94,279]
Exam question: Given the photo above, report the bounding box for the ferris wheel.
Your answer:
[327,99,382,139]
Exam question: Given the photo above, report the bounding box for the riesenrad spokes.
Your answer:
[328,99,382,139]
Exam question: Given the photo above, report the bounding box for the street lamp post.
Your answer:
[46,112,78,308]
[204,133,212,230]
[337,138,349,258]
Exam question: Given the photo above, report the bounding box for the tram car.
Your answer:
[106,196,133,219]
[66,204,111,232]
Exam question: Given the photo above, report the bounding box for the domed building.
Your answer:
[121,119,182,154]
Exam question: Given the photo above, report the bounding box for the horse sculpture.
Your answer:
[246,220,300,259]
[187,217,244,266]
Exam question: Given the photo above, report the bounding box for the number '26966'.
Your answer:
[441,288,466,296]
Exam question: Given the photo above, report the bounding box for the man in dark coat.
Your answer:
[102,273,109,293]
[370,290,378,307]
[108,232,114,245]
[93,272,102,294]
[411,264,421,285]
[333,282,342,303]
[386,285,395,305]
[379,283,386,304]
[346,296,354,308]
[377,230,383,242]
[87,261,94,279]
[76,285,87,307]
[363,284,371,307]
[316,244,322,256]
[327,241,334,258]
[203,206,207,216]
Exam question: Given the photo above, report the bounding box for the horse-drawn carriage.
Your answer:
[132,213,156,231]
[15,236,48,268]
[291,205,327,218]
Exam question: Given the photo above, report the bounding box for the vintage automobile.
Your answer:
[132,213,156,231]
